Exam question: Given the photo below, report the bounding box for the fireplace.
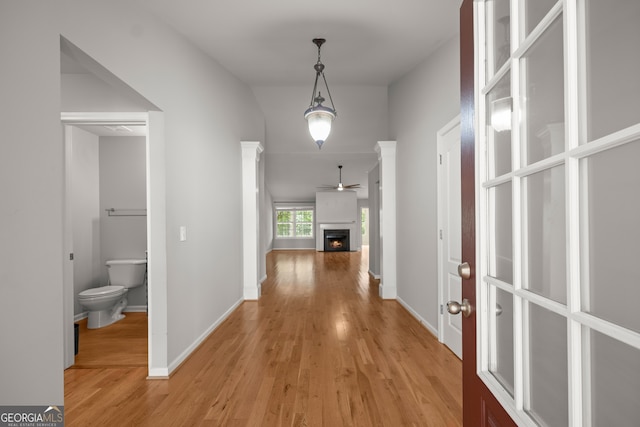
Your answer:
[324,229,350,252]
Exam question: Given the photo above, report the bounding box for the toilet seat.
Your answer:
[78,285,125,298]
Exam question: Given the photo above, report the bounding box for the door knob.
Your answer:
[447,299,473,318]
[458,262,471,280]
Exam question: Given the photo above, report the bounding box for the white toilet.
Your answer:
[78,259,147,329]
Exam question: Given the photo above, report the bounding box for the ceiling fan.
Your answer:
[317,165,361,191]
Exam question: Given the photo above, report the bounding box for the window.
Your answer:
[275,208,314,238]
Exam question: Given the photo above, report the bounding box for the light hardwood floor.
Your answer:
[64,249,462,426]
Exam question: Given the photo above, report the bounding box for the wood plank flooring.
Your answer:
[72,312,148,368]
[64,249,462,426]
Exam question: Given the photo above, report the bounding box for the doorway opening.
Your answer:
[61,112,168,377]
[361,207,370,247]
[65,121,148,368]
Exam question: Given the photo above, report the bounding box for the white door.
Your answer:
[472,1,640,425]
[438,117,462,359]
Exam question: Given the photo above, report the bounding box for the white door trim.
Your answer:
[240,141,264,300]
[375,141,398,299]
[61,111,169,377]
[437,115,462,358]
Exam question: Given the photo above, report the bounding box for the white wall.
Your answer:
[0,1,64,406]
[258,147,269,281]
[61,73,152,112]
[263,189,274,254]
[389,36,460,331]
[368,164,381,277]
[99,135,147,307]
[0,0,265,405]
[315,191,358,223]
[315,191,358,251]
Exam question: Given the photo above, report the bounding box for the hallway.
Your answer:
[64,249,462,426]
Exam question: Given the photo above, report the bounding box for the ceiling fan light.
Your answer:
[305,106,335,148]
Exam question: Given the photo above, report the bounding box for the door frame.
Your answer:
[460,0,517,425]
[61,111,169,377]
[437,115,462,358]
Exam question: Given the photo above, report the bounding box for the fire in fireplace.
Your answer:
[324,229,350,252]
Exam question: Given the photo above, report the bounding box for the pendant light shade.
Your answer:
[304,105,335,149]
[305,38,337,149]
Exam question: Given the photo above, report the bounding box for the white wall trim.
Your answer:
[368,270,381,280]
[241,141,264,301]
[397,297,438,337]
[375,141,398,299]
[436,114,462,345]
[74,307,146,322]
[272,248,315,251]
[165,298,244,376]
[60,112,148,123]
[124,306,148,313]
[148,367,169,378]
[146,111,169,378]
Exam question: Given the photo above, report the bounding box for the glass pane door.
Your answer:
[476,1,640,425]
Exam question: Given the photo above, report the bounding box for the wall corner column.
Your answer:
[375,141,397,299]
[241,141,264,300]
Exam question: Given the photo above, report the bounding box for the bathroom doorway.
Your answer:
[62,112,168,377]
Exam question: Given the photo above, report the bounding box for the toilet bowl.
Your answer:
[77,286,128,329]
[78,259,146,329]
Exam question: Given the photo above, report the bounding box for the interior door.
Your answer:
[460,1,640,426]
[438,117,463,359]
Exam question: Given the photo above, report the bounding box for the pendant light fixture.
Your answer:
[304,38,337,149]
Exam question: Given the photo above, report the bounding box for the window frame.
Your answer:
[274,206,315,239]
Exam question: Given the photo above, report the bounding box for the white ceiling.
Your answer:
[136,0,461,86]
[65,1,461,201]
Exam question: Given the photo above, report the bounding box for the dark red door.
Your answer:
[460,1,517,426]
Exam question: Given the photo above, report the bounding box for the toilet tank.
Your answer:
[106,259,147,288]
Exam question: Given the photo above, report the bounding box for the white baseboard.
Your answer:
[379,283,397,299]
[260,274,267,284]
[124,305,147,313]
[272,248,315,251]
[167,298,244,375]
[396,297,438,337]
[147,369,169,379]
[368,270,381,280]
[74,305,147,322]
